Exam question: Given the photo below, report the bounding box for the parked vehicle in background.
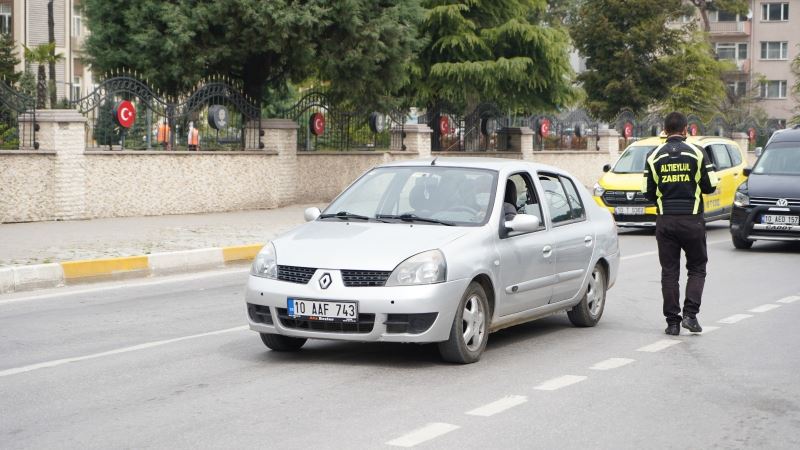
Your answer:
[245,158,620,364]
[730,126,800,249]
[593,136,747,227]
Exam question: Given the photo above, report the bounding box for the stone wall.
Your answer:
[0,151,57,223]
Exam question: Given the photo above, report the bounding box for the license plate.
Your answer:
[762,215,799,225]
[287,298,358,322]
[615,207,645,215]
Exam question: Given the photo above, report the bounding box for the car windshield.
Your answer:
[323,166,498,226]
[752,143,800,176]
[613,146,657,173]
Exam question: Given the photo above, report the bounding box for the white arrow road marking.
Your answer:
[637,339,681,352]
[386,423,460,448]
[466,395,527,417]
[534,375,587,391]
[749,304,781,313]
[777,295,800,304]
[0,326,248,378]
[718,314,753,324]
[590,358,635,371]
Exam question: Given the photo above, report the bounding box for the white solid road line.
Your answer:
[621,239,728,261]
[386,423,460,448]
[749,304,782,313]
[0,326,249,378]
[718,314,753,324]
[636,340,681,352]
[534,375,587,391]
[590,358,635,371]
[699,326,720,334]
[777,295,800,304]
[466,395,527,417]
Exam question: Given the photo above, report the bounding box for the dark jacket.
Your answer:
[643,136,718,215]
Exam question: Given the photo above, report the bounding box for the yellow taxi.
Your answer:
[592,136,747,227]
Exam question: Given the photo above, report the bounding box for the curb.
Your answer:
[0,244,264,295]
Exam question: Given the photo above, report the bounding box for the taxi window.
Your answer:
[710,144,732,169]
[726,144,743,166]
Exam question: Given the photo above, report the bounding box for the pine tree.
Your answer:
[0,33,21,84]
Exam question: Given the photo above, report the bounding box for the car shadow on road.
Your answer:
[741,241,800,253]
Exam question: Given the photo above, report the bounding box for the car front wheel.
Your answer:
[732,234,754,249]
[260,333,307,352]
[567,263,606,327]
[438,282,490,364]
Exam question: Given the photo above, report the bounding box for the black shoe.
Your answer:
[682,316,702,333]
[665,323,680,335]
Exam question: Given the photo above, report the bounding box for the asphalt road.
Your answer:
[1,222,799,449]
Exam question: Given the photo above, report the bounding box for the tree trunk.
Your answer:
[37,65,47,109]
[48,0,57,107]
[699,6,711,32]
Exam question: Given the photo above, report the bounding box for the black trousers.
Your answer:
[655,214,708,324]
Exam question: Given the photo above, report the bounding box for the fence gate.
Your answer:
[0,81,37,150]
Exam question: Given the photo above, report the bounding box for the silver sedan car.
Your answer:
[245,158,620,363]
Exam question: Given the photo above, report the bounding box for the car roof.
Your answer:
[626,135,736,147]
[766,126,800,144]
[378,157,567,176]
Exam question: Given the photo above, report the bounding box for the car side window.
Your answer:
[559,176,586,221]
[710,144,732,170]
[506,173,543,226]
[539,173,573,225]
[726,144,743,166]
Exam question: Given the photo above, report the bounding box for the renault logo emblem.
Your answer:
[776,198,789,207]
[319,273,332,289]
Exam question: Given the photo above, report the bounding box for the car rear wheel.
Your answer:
[567,263,606,327]
[260,333,307,352]
[438,282,489,364]
[732,234,754,249]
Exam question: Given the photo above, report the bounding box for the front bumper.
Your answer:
[244,272,472,343]
[593,196,657,227]
[731,205,800,242]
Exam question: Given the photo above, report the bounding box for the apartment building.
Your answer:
[1,0,93,101]
[706,1,799,125]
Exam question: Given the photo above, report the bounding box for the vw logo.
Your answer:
[626,192,635,201]
[776,198,789,207]
[319,273,332,290]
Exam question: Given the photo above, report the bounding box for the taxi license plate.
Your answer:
[762,215,799,225]
[615,207,645,215]
[287,298,358,322]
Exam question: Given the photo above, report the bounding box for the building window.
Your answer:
[72,5,81,37]
[760,41,788,59]
[716,43,748,60]
[713,10,746,22]
[760,80,787,98]
[0,4,11,35]
[72,77,81,100]
[761,3,789,21]
[727,81,748,97]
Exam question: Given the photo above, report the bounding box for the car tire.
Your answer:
[260,333,307,352]
[732,234,753,250]
[438,282,490,364]
[567,263,607,327]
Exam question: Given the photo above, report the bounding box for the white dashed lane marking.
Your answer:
[386,423,460,448]
[749,304,782,313]
[718,314,753,324]
[636,339,681,352]
[466,395,527,417]
[534,375,587,391]
[777,295,800,304]
[590,358,635,371]
[698,326,720,334]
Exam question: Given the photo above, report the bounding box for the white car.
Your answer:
[245,158,620,363]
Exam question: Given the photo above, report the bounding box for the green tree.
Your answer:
[82,0,421,111]
[94,100,121,149]
[686,0,749,32]
[23,43,63,108]
[791,49,800,125]
[571,0,687,121]
[415,0,575,113]
[0,33,21,84]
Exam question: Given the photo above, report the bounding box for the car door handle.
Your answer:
[542,245,553,258]
[584,236,594,246]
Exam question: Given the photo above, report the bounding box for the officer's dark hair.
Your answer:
[664,112,688,135]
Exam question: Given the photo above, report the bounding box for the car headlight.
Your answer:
[593,183,605,197]
[251,242,278,278]
[734,190,749,207]
[386,250,446,286]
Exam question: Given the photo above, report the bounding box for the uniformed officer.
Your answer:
[642,112,718,335]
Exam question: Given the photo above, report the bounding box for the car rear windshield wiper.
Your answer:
[377,213,455,226]
[319,211,388,222]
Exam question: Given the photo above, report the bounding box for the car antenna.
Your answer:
[431,157,437,166]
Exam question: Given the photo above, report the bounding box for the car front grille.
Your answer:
[276,308,375,333]
[749,197,800,207]
[341,270,392,287]
[277,265,317,284]
[385,313,438,334]
[602,190,653,207]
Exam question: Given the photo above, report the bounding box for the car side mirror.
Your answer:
[304,207,321,222]
[505,214,541,234]
[754,147,763,157]
[743,167,752,177]
[602,164,611,173]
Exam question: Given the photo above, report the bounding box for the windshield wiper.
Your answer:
[319,211,373,221]
[377,213,455,226]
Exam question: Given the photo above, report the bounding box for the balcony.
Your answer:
[709,20,751,36]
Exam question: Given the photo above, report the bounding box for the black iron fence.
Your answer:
[72,73,263,151]
[0,80,37,150]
